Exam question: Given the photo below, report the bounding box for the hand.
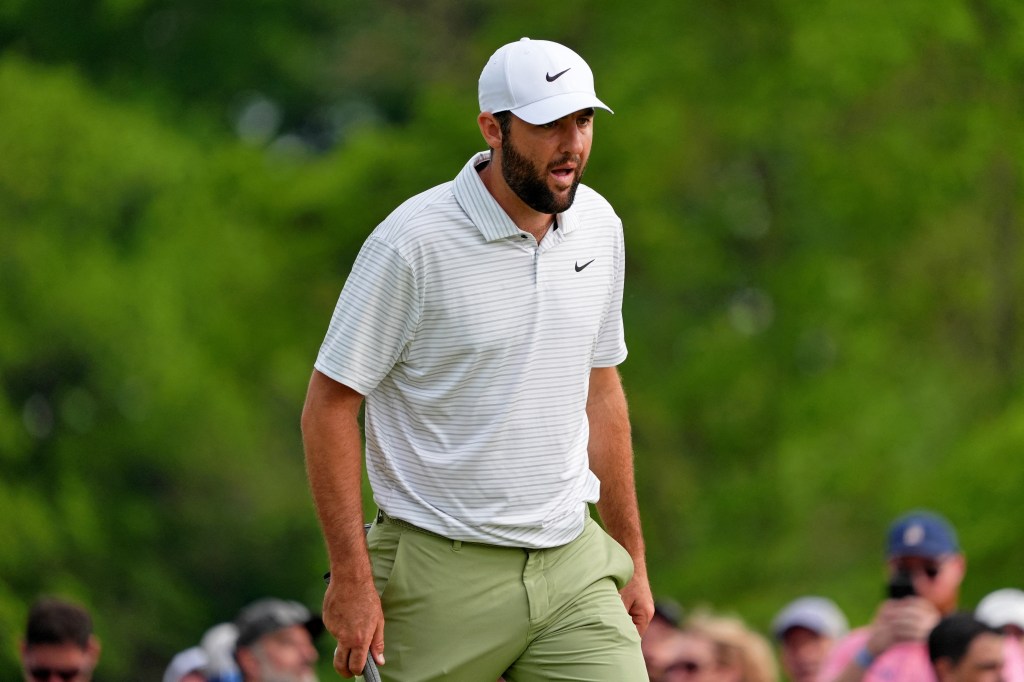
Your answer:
[619,573,655,636]
[323,577,385,678]
[866,597,941,655]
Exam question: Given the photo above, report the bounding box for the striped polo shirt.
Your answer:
[315,151,627,548]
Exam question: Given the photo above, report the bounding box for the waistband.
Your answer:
[375,510,546,553]
[375,509,452,540]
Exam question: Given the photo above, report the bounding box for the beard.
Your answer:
[500,133,585,214]
[256,663,318,682]
[253,651,318,682]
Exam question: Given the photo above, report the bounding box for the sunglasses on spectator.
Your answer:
[28,668,82,681]
[893,561,943,579]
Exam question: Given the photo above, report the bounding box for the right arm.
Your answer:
[301,369,385,678]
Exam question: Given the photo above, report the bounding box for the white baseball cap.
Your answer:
[478,37,613,125]
[976,588,1024,631]
[771,596,849,641]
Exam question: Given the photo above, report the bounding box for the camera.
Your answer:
[886,568,916,599]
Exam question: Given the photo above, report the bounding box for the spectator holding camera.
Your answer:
[820,510,966,682]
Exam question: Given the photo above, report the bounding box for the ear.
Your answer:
[86,635,102,665]
[934,657,954,682]
[477,112,503,150]
[236,646,258,677]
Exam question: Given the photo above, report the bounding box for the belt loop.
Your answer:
[452,540,462,551]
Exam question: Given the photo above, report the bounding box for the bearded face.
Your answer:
[499,125,586,215]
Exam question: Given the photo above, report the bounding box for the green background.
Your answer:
[2,1,1023,678]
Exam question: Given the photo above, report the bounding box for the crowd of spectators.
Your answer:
[21,508,1024,681]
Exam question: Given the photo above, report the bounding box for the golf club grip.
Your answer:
[362,657,381,682]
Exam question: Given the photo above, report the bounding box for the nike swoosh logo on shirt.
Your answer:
[575,259,595,272]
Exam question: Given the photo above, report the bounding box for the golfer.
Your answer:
[302,36,652,681]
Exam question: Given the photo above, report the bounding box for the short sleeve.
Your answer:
[591,223,627,367]
[314,236,420,395]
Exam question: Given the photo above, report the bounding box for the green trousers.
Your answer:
[366,512,647,681]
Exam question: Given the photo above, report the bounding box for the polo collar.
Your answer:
[453,152,581,242]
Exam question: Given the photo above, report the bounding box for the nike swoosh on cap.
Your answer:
[546,68,571,82]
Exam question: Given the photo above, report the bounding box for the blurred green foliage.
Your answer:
[2,0,1024,678]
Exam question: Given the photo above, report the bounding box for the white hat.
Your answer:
[771,596,849,640]
[162,646,208,682]
[478,37,612,125]
[976,588,1024,631]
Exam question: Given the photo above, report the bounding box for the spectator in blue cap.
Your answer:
[820,509,966,682]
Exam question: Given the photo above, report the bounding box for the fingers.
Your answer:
[371,621,386,666]
[334,644,384,678]
[333,645,354,678]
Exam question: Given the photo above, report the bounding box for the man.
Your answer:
[233,598,322,682]
[302,36,652,681]
[820,510,966,682]
[644,627,720,682]
[643,599,687,671]
[19,596,101,682]
[770,596,848,682]
[976,590,1024,681]
[928,612,1004,682]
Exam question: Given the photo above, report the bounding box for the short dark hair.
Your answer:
[493,110,513,138]
[25,596,94,649]
[928,612,1001,665]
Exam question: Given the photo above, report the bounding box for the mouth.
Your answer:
[550,164,577,187]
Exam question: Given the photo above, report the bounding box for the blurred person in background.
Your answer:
[821,509,966,682]
[928,612,1005,682]
[233,598,322,682]
[302,35,650,681]
[164,646,208,682]
[643,599,687,673]
[688,609,779,682]
[202,622,243,682]
[770,596,848,682]
[977,589,1024,640]
[976,589,1024,681]
[19,596,101,682]
[645,625,720,682]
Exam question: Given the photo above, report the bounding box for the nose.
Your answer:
[553,117,586,156]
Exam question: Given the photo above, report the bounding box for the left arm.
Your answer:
[586,365,654,635]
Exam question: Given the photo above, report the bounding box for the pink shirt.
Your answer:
[1004,636,1024,682]
[820,628,1024,682]
[819,629,935,682]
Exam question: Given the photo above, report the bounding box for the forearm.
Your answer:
[302,370,387,677]
[587,367,646,575]
[301,370,372,580]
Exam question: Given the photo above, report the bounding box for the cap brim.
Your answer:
[511,93,613,125]
[774,616,826,639]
